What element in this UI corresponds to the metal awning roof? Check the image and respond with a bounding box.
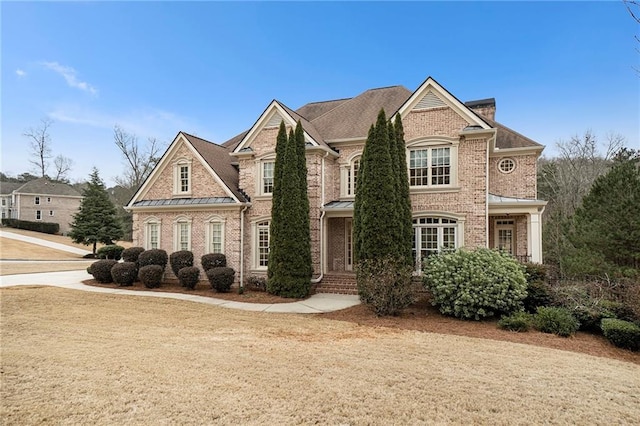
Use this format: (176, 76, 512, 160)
(488, 194, 546, 205)
(323, 200, 354, 210)
(132, 197, 237, 207)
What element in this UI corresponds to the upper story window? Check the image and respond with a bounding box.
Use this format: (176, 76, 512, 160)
(173, 158, 192, 196)
(46, 197, 51, 203)
(347, 157, 360, 196)
(1, 199, 5, 206)
(262, 161, 275, 195)
(409, 147, 451, 186)
(34, 196, 40, 205)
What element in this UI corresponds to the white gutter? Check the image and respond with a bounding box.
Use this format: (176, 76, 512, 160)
(310, 152, 329, 284)
(239, 204, 249, 289)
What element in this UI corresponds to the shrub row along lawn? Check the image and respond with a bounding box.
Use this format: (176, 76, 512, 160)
(2, 287, 639, 425)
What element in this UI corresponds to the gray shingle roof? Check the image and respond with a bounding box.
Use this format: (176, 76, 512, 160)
(0, 182, 23, 195)
(11, 178, 82, 197)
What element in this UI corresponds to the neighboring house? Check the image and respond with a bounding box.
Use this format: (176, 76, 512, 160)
(0, 182, 22, 220)
(127, 76, 546, 292)
(1, 178, 83, 234)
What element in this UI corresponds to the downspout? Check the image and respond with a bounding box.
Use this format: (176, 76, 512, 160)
(239, 204, 249, 290)
(310, 151, 329, 284)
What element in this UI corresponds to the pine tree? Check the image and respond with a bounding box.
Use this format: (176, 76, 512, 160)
(69, 168, 123, 254)
(267, 121, 312, 297)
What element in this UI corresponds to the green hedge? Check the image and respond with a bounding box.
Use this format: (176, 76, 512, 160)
(2, 218, 59, 234)
(533, 307, 580, 337)
(601, 319, 640, 351)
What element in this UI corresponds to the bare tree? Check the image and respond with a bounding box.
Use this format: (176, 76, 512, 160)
(624, 0, 640, 74)
(113, 125, 162, 191)
(23, 118, 53, 177)
(53, 155, 74, 182)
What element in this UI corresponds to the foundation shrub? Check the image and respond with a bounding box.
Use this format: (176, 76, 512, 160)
(521, 263, 552, 313)
(90, 259, 118, 283)
(533, 306, 580, 337)
(170, 250, 194, 276)
(122, 247, 145, 263)
(138, 249, 168, 270)
(601, 318, 640, 351)
(206, 267, 235, 292)
(356, 256, 415, 316)
(422, 248, 527, 320)
(178, 266, 200, 290)
(201, 253, 226, 271)
(245, 275, 267, 292)
(138, 264, 163, 288)
(111, 262, 138, 286)
(97, 244, 124, 260)
(498, 311, 533, 332)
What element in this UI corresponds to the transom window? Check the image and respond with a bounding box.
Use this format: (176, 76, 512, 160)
(257, 221, 270, 268)
(498, 158, 516, 174)
(409, 147, 451, 186)
(262, 162, 275, 195)
(412, 217, 458, 271)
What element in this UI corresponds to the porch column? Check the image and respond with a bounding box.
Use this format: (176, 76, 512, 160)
(528, 211, 543, 263)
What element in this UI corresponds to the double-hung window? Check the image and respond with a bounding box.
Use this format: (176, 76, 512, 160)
(205, 217, 225, 254)
(256, 220, 270, 268)
(409, 147, 451, 186)
(145, 218, 161, 250)
(35, 210, 42, 220)
(262, 162, 275, 195)
(346, 157, 360, 196)
(173, 159, 192, 196)
(174, 217, 192, 251)
(34, 196, 40, 205)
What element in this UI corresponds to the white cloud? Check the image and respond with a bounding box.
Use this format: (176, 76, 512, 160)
(16, 69, 26, 77)
(41, 61, 98, 95)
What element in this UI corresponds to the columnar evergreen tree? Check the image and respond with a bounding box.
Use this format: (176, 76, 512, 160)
(268, 122, 288, 281)
(69, 168, 123, 254)
(393, 115, 413, 264)
(267, 121, 312, 298)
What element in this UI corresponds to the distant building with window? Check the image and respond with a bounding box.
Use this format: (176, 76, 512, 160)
(127, 76, 546, 293)
(0, 178, 82, 234)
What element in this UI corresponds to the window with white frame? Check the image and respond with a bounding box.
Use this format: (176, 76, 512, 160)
(173, 159, 192, 195)
(409, 147, 451, 186)
(35, 210, 42, 220)
(35, 196, 40, 205)
(346, 157, 361, 196)
(412, 217, 459, 271)
(256, 220, 270, 268)
(498, 158, 516, 174)
(49, 210, 54, 217)
(46, 197, 51, 203)
(173, 217, 192, 251)
(495, 219, 515, 254)
(205, 217, 225, 254)
(144, 219, 161, 250)
(262, 161, 275, 195)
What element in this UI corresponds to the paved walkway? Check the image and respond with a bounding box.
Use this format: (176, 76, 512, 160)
(0, 230, 91, 255)
(0, 269, 360, 314)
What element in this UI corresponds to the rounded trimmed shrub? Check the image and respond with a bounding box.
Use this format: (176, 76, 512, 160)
(201, 253, 226, 271)
(422, 248, 527, 320)
(206, 267, 235, 292)
(111, 262, 138, 286)
(122, 247, 145, 263)
(97, 245, 125, 260)
(533, 306, 580, 337)
(89, 259, 118, 283)
(356, 256, 415, 316)
(498, 311, 533, 332)
(178, 266, 200, 290)
(601, 318, 640, 351)
(138, 249, 168, 270)
(138, 265, 164, 288)
(170, 250, 194, 276)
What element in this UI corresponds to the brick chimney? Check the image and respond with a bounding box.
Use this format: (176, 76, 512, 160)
(465, 98, 496, 121)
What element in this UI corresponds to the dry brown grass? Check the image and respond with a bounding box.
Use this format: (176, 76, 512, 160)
(2, 287, 639, 425)
(1, 228, 132, 251)
(0, 237, 84, 260)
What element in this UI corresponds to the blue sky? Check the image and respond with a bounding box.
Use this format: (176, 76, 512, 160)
(2, 1, 638, 186)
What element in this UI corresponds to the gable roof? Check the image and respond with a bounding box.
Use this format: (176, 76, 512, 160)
(181, 132, 246, 201)
(11, 178, 82, 197)
(0, 182, 23, 195)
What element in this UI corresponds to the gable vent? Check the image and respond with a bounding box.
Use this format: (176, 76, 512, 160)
(413, 91, 446, 110)
(265, 112, 284, 128)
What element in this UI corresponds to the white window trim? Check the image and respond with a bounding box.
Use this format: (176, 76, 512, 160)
(143, 217, 162, 250)
(494, 219, 516, 254)
(34, 196, 40, 205)
(497, 157, 516, 174)
(173, 215, 192, 252)
(35, 210, 42, 220)
(407, 139, 459, 191)
(49, 210, 54, 217)
(412, 213, 465, 273)
(204, 215, 226, 254)
(345, 218, 353, 271)
(172, 157, 192, 196)
(46, 197, 51, 203)
(251, 218, 271, 270)
(340, 153, 362, 199)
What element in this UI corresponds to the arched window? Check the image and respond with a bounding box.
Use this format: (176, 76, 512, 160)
(205, 216, 226, 254)
(412, 216, 461, 271)
(347, 157, 360, 196)
(173, 215, 192, 251)
(143, 217, 161, 250)
(173, 158, 192, 195)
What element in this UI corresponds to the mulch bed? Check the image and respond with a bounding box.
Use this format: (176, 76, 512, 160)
(82, 279, 639, 365)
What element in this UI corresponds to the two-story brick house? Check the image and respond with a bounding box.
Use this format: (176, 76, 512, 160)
(127, 77, 546, 292)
